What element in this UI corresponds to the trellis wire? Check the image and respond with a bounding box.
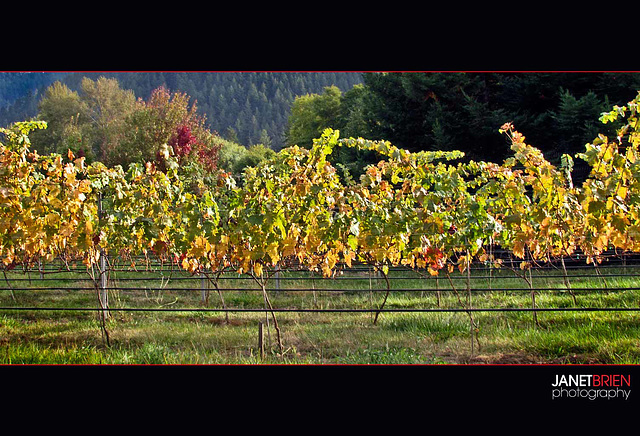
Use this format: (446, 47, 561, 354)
(2, 286, 640, 293)
(1, 306, 639, 313)
(2, 251, 640, 319)
(6, 272, 640, 280)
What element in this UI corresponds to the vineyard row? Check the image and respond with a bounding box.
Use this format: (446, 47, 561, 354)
(1, 93, 640, 286)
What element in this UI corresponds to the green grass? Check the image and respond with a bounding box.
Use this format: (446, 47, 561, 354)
(1, 262, 640, 364)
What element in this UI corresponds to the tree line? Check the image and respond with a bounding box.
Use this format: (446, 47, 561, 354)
(286, 72, 640, 182)
(3, 71, 640, 186)
(0, 72, 364, 150)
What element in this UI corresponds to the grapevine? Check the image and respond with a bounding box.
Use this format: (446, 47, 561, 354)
(2, 92, 640, 354)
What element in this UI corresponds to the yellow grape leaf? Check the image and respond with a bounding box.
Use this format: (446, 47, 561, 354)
(626, 146, 636, 163)
(253, 262, 263, 277)
(373, 248, 386, 262)
(326, 250, 338, 270)
(73, 189, 86, 202)
(512, 240, 525, 259)
(74, 157, 86, 171)
(343, 250, 355, 268)
(594, 233, 609, 252)
(63, 164, 76, 184)
(282, 237, 297, 257)
(266, 243, 280, 265)
(78, 179, 92, 193)
(618, 186, 628, 200)
(321, 262, 332, 277)
(540, 216, 551, 228)
(60, 222, 75, 237)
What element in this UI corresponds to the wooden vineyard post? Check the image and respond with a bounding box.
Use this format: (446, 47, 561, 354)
(488, 238, 493, 291)
(100, 251, 108, 320)
(526, 248, 538, 328)
(529, 265, 537, 327)
(465, 246, 477, 357)
(560, 256, 577, 305)
(98, 193, 109, 323)
(200, 272, 207, 305)
(258, 321, 265, 360)
(369, 266, 373, 322)
(311, 270, 317, 309)
(467, 249, 473, 356)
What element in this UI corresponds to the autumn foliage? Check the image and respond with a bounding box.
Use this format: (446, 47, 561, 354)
(2, 92, 640, 280)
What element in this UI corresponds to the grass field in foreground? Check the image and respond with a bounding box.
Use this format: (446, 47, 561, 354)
(1, 262, 639, 364)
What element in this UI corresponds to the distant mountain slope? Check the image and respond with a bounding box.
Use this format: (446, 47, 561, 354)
(0, 71, 364, 149)
(0, 72, 67, 107)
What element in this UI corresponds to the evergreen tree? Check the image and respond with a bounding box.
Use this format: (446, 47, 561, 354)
(357, 72, 640, 162)
(258, 129, 272, 147)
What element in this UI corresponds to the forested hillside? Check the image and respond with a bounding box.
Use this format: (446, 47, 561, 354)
(0, 72, 67, 107)
(0, 72, 364, 149)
